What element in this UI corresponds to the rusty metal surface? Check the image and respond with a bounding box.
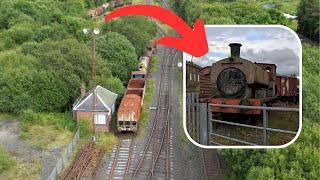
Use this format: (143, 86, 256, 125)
(117, 94, 142, 123)
(217, 67, 247, 98)
(276, 76, 298, 97)
(127, 79, 146, 89)
(209, 98, 262, 114)
(61, 142, 103, 180)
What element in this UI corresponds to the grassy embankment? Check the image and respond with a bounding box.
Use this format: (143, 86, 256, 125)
(0, 110, 75, 179)
(176, 63, 188, 146)
(137, 55, 160, 137)
(19, 110, 76, 150)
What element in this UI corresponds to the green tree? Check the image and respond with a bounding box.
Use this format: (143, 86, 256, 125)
(297, 0, 320, 42)
(97, 32, 138, 83)
(103, 16, 157, 56)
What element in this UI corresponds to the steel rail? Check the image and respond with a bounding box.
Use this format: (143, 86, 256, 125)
(200, 149, 209, 180)
(124, 137, 135, 180)
(148, 47, 173, 180)
(200, 149, 223, 180)
(107, 143, 120, 180)
(131, 47, 167, 179)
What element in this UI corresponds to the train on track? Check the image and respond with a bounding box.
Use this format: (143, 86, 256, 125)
(88, 0, 129, 19)
(117, 45, 154, 132)
(193, 43, 298, 116)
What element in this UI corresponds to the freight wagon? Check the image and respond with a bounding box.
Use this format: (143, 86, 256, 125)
(117, 47, 154, 132)
(117, 73, 146, 132)
(276, 76, 298, 102)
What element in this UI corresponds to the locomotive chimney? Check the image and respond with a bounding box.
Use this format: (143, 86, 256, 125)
(229, 43, 242, 58)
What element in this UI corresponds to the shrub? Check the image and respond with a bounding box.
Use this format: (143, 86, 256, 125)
(77, 118, 93, 138)
(96, 133, 117, 153)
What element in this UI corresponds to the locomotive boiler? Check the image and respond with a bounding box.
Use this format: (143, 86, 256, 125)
(209, 43, 277, 114)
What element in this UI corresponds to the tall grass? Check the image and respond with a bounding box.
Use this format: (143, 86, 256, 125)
(18, 109, 76, 150)
(0, 147, 15, 173)
(19, 109, 76, 133)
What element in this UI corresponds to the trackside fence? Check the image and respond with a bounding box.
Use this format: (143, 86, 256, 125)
(47, 131, 80, 180)
(186, 92, 200, 142)
(208, 104, 299, 146)
(186, 92, 299, 146)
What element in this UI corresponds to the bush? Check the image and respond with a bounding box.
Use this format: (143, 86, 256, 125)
(96, 133, 117, 153)
(77, 118, 93, 138)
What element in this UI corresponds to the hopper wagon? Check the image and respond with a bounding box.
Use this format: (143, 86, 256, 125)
(117, 71, 146, 132)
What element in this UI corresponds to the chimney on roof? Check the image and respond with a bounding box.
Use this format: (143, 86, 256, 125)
(80, 83, 86, 98)
(229, 43, 242, 58)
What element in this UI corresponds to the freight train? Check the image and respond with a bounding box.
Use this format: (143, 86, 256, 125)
(117, 46, 154, 132)
(196, 43, 298, 115)
(88, 0, 127, 19)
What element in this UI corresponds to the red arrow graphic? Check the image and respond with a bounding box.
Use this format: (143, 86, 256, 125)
(105, 5, 208, 57)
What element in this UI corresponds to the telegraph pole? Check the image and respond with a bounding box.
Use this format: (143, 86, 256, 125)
(83, 28, 100, 137)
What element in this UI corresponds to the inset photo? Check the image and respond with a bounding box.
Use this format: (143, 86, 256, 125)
(184, 25, 302, 148)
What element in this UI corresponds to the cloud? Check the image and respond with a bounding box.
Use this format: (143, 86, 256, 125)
(189, 26, 301, 76)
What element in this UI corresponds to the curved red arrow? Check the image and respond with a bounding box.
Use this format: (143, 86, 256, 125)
(105, 5, 208, 57)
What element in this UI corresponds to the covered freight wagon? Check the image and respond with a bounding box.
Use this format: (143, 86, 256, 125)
(276, 76, 298, 102)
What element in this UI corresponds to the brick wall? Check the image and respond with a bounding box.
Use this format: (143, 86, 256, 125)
(74, 110, 110, 133)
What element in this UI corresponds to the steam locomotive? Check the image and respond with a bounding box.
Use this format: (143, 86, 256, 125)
(203, 43, 298, 115)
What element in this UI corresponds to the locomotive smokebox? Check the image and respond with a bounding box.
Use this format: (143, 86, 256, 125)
(229, 43, 242, 58)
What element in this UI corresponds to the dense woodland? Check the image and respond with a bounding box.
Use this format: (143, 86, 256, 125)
(170, 0, 319, 179)
(0, 0, 157, 113)
(297, 0, 319, 42)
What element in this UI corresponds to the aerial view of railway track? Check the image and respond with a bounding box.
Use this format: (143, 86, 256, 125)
(58, 0, 222, 179)
(1, 0, 316, 179)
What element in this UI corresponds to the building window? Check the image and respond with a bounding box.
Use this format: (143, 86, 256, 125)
(198, 74, 200, 82)
(190, 73, 192, 81)
(94, 114, 106, 124)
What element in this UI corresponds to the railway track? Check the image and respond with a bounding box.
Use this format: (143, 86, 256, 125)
(103, 2, 176, 180)
(129, 46, 174, 180)
(61, 142, 103, 180)
(200, 149, 223, 180)
(106, 137, 135, 180)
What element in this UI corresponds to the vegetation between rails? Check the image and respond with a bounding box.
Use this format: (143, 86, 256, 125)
(140, 79, 156, 128)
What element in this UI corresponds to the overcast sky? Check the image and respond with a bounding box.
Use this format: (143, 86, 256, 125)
(185, 26, 301, 76)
